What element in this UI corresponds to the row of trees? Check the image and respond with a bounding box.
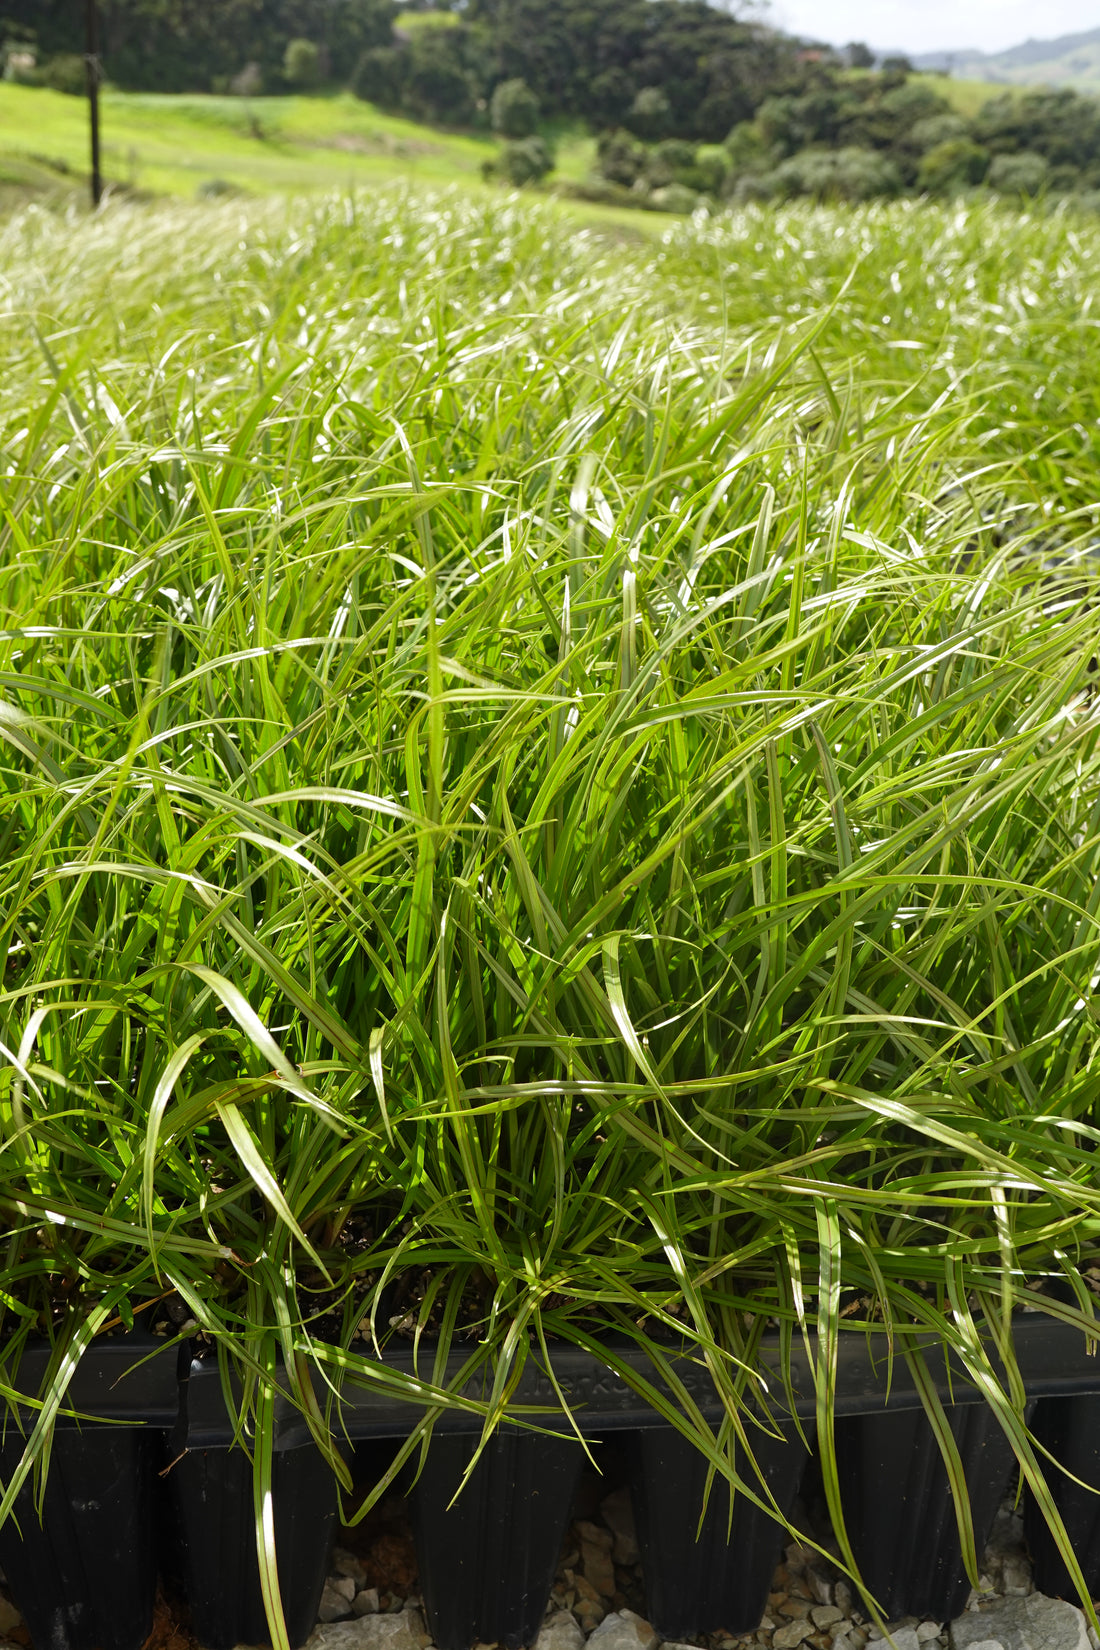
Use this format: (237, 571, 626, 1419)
(723, 76, 1100, 201)
(1, 0, 808, 138)
(590, 68, 1100, 207)
(0, 0, 395, 94)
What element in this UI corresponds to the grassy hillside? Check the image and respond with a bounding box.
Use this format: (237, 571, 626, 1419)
(919, 73, 1026, 118)
(0, 82, 608, 216)
(916, 27, 1100, 92)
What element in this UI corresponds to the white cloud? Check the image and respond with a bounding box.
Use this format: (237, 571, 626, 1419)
(761, 0, 1099, 55)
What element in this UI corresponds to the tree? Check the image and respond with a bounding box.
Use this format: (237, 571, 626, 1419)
(587, 66, 635, 130)
(846, 41, 874, 70)
(917, 138, 989, 192)
(283, 37, 320, 86)
(989, 151, 1050, 196)
(0, 0, 397, 93)
(353, 43, 406, 107)
(490, 76, 538, 137)
(626, 86, 671, 142)
(41, 51, 85, 93)
(402, 27, 479, 123)
(772, 145, 901, 201)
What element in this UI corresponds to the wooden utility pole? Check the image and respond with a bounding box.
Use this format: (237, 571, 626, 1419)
(84, 0, 101, 207)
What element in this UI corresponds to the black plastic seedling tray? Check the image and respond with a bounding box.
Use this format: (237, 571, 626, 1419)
(4, 1319, 1100, 1650)
(0, 1334, 181, 1650)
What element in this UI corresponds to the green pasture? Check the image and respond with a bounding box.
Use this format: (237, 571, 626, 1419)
(912, 72, 1026, 118)
(0, 81, 605, 210)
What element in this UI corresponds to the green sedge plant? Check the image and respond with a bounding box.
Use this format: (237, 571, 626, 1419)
(0, 189, 1099, 1641)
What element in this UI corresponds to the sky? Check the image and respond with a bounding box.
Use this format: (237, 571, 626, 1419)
(760, 0, 1100, 55)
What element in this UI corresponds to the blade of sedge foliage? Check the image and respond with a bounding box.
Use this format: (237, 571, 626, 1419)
(812, 1198, 866, 1609)
(214, 1102, 329, 1278)
(142, 1032, 206, 1266)
(0, 1293, 126, 1529)
(253, 1347, 291, 1650)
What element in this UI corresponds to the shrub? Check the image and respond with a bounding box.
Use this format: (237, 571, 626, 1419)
(353, 45, 407, 108)
(596, 128, 647, 188)
(649, 181, 699, 214)
(773, 145, 901, 202)
(283, 37, 321, 88)
(732, 169, 780, 201)
(41, 53, 85, 95)
(918, 139, 990, 193)
(490, 77, 538, 139)
(989, 150, 1050, 196)
(724, 120, 776, 171)
(879, 80, 950, 127)
(645, 139, 729, 198)
(646, 138, 695, 188)
(693, 143, 733, 196)
(910, 114, 970, 153)
(626, 87, 672, 143)
(497, 134, 553, 186)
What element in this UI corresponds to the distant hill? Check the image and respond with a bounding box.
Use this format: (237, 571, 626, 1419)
(913, 28, 1100, 91)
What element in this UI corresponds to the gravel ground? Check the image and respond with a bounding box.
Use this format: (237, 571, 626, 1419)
(0, 1468, 1096, 1650)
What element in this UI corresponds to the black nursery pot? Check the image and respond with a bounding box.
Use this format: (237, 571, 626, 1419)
(834, 1401, 1024, 1621)
(1025, 1393, 1100, 1599)
(165, 1351, 349, 1650)
(627, 1418, 814, 1638)
(410, 1429, 584, 1650)
(0, 1334, 181, 1650)
(163, 1440, 342, 1649)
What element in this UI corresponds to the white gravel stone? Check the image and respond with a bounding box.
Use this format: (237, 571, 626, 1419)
(586, 1609, 659, 1650)
(0, 1599, 21, 1636)
(950, 1596, 1090, 1650)
(882, 1626, 921, 1650)
(600, 1489, 640, 1568)
(773, 1620, 814, 1650)
(309, 1605, 432, 1650)
(333, 1549, 369, 1588)
(835, 1584, 856, 1617)
(319, 1578, 357, 1624)
(353, 1589, 382, 1618)
(808, 1572, 835, 1607)
(1001, 1558, 1032, 1597)
(534, 1610, 586, 1650)
(812, 1605, 844, 1628)
(918, 1626, 943, 1643)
